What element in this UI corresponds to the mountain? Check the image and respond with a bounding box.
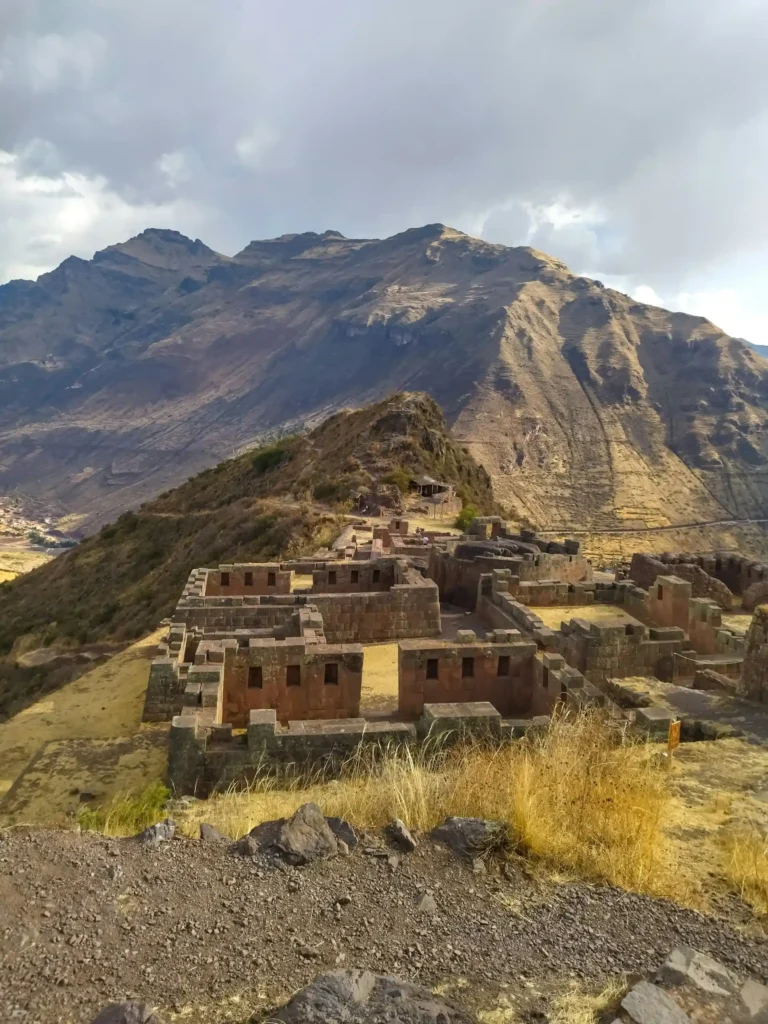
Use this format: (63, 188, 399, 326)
(1, 224, 768, 532)
(0, 392, 494, 718)
(746, 340, 768, 361)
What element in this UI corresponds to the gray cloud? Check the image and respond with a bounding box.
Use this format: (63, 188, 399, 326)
(2, 0, 768, 300)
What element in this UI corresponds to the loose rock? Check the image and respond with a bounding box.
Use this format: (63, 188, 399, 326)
(199, 823, 227, 844)
(134, 819, 175, 848)
(89, 1002, 163, 1024)
(429, 817, 505, 858)
(270, 969, 475, 1023)
(386, 818, 417, 852)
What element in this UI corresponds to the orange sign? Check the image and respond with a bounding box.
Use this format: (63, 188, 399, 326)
(668, 719, 681, 754)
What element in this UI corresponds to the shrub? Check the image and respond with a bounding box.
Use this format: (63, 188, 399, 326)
(251, 442, 289, 475)
(723, 826, 768, 915)
(455, 503, 479, 530)
(382, 467, 411, 494)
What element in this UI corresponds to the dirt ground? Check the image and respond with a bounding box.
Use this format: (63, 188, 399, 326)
(0, 826, 765, 1024)
(0, 632, 166, 827)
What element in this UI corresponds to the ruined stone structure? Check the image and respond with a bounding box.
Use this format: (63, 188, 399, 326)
(628, 550, 768, 611)
(145, 517, 768, 796)
(740, 605, 768, 703)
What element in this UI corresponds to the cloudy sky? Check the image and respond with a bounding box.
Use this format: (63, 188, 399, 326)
(2, 0, 768, 341)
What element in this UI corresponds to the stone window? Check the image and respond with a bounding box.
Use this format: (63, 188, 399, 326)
(497, 655, 510, 677)
(248, 666, 263, 688)
(426, 658, 439, 680)
(372, 569, 381, 583)
(286, 665, 301, 687)
(462, 657, 474, 678)
(244, 571, 253, 587)
(221, 571, 230, 587)
(267, 571, 276, 587)
(324, 662, 339, 685)
(657, 583, 664, 600)
(328, 570, 337, 585)
(351, 569, 359, 584)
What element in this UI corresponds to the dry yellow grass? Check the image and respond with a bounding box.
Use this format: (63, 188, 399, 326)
(548, 978, 627, 1024)
(360, 641, 399, 712)
(534, 604, 643, 630)
(0, 546, 52, 582)
(175, 712, 682, 899)
(723, 827, 768, 915)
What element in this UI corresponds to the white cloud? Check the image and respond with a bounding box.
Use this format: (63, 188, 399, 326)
(0, 147, 210, 281)
(157, 150, 193, 188)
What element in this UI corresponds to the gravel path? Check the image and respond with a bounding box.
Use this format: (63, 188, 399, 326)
(1, 828, 766, 1023)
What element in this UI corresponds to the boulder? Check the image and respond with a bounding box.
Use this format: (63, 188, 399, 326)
(621, 981, 691, 1024)
(89, 1003, 163, 1024)
(277, 803, 339, 865)
(270, 969, 475, 1023)
(429, 817, 505, 858)
(134, 819, 175, 848)
(656, 945, 736, 997)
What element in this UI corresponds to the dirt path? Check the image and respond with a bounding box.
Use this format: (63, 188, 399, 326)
(0, 829, 765, 1024)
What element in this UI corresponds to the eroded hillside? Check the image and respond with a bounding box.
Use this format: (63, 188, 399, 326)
(1, 225, 767, 532)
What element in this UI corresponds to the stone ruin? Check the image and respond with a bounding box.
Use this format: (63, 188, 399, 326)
(143, 516, 768, 795)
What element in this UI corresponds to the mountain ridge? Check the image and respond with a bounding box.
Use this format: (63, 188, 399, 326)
(1, 224, 767, 532)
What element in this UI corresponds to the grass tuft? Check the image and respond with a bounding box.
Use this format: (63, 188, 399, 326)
(723, 825, 768, 916)
(77, 781, 170, 836)
(549, 978, 627, 1024)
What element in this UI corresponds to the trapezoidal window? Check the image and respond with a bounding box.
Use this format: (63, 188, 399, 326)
(328, 570, 337, 585)
(324, 662, 339, 685)
(220, 571, 230, 587)
(248, 666, 263, 688)
(351, 569, 359, 584)
(426, 658, 439, 680)
(267, 571, 276, 587)
(244, 571, 253, 587)
(497, 655, 510, 677)
(286, 664, 301, 687)
(372, 569, 381, 584)
(657, 584, 664, 600)
(462, 657, 474, 679)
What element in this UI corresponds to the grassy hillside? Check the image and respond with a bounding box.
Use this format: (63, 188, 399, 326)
(0, 392, 496, 719)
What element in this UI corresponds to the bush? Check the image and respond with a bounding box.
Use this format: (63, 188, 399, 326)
(382, 467, 411, 494)
(251, 442, 290, 475)
(455, 503, 479, 530)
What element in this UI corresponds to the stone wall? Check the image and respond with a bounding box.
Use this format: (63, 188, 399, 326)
(168, 711, 416, 796)
(558, 618, 686, 684)
(628, 553, 734, 609)
(221, 639, 363, 726)
(740, 605, 768, 703)
(204, 563, 291, 597)
(310, 559, 396, 593)
(397, 633, 537, 717)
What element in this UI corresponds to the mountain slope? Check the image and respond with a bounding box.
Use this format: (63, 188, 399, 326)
(0, 392, 494, 719)
(1, 224, 767, 531)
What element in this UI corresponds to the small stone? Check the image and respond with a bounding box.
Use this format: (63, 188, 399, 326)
(416, 894, 437, 916)
(230, 835, 259, 857)
(387, 854, 399, 872)
(336, 839, 350, 857)
(386, 818, 417, 852)
(336, 894, 352, 906)
(199, 823, 227, 844)
(471, 857, 486, 876)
